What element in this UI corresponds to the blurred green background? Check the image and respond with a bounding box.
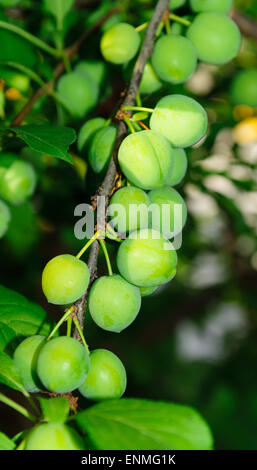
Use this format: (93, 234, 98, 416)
(0, 0, 257, 450)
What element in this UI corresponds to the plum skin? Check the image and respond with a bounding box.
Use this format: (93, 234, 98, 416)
(117, 228, 178, 287)
(37, 336, 90, 393)
(79, 349, 127, 400)
(25, 423, 84, 450)
(13, 335, 46, 393)
(100, 23, 140, 64)
(109, 186, 150, 234)
(89, 274, 141, 332)
(42, 254, 90, 305)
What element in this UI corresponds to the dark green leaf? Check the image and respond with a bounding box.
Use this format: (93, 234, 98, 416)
(38, 397, 69, 423)
(76, 399, 213, 450)
(9, 125, 76, 164)
(0, 431, 15, 450)
(0, 284, 55, 337)
(0, 351, 24, 392)
(43, 0, 74, 20)
(0, 322, 17, 355)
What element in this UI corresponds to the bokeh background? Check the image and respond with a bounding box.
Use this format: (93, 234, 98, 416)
(0, 0, 257, 450)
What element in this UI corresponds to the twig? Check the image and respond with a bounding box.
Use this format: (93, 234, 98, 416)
(11, 7, 121, 126)
(231, 8, 257, 42)
(73, 0, 170, 339)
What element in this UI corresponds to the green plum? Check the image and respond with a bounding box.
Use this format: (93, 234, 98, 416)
(109, 186, 150, 234)
(170, 0, 186, 9)
(0, 67, 30, 93)
(166, 148, 188, 186)
(89, 126, 117, 173)
(77, 117, 106, 152)
(230, 69, 257, 107)
(75, 60, 106, 87)
(100, 23, 140, 64)
(0, 160, 36, 206)
(149, 186, 187, 238)
(189, 0, 233, 13)
(79, 349, 127, 400)
(187, 12, 241, 65)
(42, 254, 90, 305)
(152, 35, 197, 84)
(25, 423, 84, 450)
(150, 94, 208, 148)
(13, 336, 46, 393)
(140, 62, 162, 94)
(37, 336, 90, 393)
(139, 286, 158, 297)
(57, 72, 97, 117)
(89, 274, 141, 332)
(118, 130, 173, 190)
(0, 199, 11, 238)
(117, 228, 178, 287)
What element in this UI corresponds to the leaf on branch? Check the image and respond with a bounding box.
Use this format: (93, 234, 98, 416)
(0, 431, 15, 450)
(75, 398, 214, 450)
(0, 284, 55, 338)
(0, 351, 25, 392)
(38, 397, 69, 423)
(9, 125, 76, 164)
(0, 322, 17, 355)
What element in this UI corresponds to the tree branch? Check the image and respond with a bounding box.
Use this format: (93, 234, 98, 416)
(10, 6, 121, 127)
(73, 0, 170, 339)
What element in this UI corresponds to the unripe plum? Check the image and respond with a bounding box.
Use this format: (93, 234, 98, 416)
(57, 72, 97, 117)
(0, 199, 11, 238)
(0, 160, 36, 206)
(109, 186, 150, 234)
(139, 286, 158, 297)
(13, 335, 46, 393)
(230, 69, 257, 107)
(0, 67, 30, 93)
(89, 274, 141, 332)
(186, 12, 241, 65)
(117, 228, 177, 287)
(37, 336, 90, 393)
(149, 186, 187, 238)
(170, 0, 186, 9)
(75, 60, 106, 87)
(79, 349, 126, 400)
(100, 23, 140, 64)
(77, 117, 106, 152)
(150, 94, 207, 148)
(152, 35, 197, 84)
(140, 62, 162, 94)
(89, 126, 117, 173)
(42, 254, 90, 305)
(189, 0, 233, 13)
(118, 130, 173, 190)
(166, 148, 188, 186)
(25, 423, 84, 450)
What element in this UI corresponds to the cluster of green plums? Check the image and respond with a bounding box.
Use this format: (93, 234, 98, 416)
(100, 1, 240, 88)
(13, 335, 126, 401)
(0, 152, 37, 239)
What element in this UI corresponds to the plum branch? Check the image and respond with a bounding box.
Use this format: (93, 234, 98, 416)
(11, 6, 121, 127)
(73, 0, 170, 340)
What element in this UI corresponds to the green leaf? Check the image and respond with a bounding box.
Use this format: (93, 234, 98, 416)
(38, 397, 69, 423)
(43, 0, 74, 20)
(0, 431, 15, 450)
(0, 284, 55, 337)
(76, 399, 214, 450)
(9, 125, 76, 164)
(0, 351, 24, 392)
(0, 322, 17, 355)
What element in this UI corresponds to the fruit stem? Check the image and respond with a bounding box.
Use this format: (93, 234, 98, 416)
(136, 91, 142, 107)
(169, 13, 191, 26)
(66, 316, 72, 337)
(99, 239, 113, 276)
(106, 223, 124, 242)
(123, 105, 154, 113)
(135, 21, 149, 32)
(76, 231, 101, 259)
(138, 120, 150, 131)
(47, 307, 74, 341)
(73, 317, 90, 354)
(165, 19, 170, 34)
(0, 393, 37, 422)
(0, 20, 60, 58)
(124, 116, 136, 134)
